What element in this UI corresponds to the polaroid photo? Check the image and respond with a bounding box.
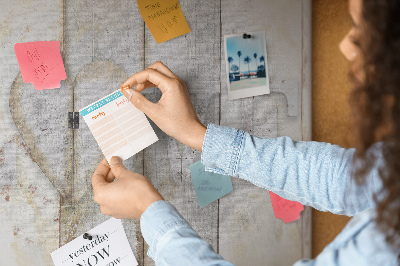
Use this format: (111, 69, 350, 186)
(224, 31, 270, 100)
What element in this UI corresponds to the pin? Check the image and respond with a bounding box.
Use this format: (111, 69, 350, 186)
(121, 85, 130, 93)
(243, 33, 251, 39)
(83, 233, 93, 240)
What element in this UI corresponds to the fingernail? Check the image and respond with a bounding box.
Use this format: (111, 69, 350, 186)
(125, 89, 133, 100)
(110, 156, 122, 165)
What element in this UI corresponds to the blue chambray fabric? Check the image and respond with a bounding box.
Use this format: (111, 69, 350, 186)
(139, 124, 399, 265)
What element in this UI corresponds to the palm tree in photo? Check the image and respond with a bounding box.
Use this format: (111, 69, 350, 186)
(258, 55, 266, 78)
(228, 56, 233, 73)
(260, 55, 265, 71)
(253, 53, 258, 74)
(244, 56, 251, 78)
(231, 64, 239, 73)
(237, 51, 242, 76)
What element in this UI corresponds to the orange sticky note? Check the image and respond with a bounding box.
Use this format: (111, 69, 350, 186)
(14, 41, 67, 90)
(269, 191, 304, 223)
(137, 0, 191, 44)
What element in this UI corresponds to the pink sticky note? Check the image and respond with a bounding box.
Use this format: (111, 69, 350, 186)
(14, 41, 67, 90)
(269, 191, 304, 223)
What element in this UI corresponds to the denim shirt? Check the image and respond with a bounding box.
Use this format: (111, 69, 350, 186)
(140, 124, 399, 265)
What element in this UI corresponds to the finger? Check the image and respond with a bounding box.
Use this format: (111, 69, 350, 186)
(92, 158, 111, 188)
(109, 156, 130, 179)
(100, 206, 111, 216)
(122, 89, 158, 116)
(135, 81, 156, 92)
(105, 169, 116, 183)
(121, 68, 173, 94)
(121, 81, 155, 93)
(134, 61, 181, 91)
(147, 61, 178, 79)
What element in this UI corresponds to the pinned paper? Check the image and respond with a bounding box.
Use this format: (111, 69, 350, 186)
(51, 218, 138, 266)
(189, 161, 233, 208)
(80, 90, 158, 162)
(137, 0, 191, 44)
(269, 191, 304, 223)
(14, 41, 67, 90)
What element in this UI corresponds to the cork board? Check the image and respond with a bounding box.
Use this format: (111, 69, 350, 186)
(312, 0, 353, 257)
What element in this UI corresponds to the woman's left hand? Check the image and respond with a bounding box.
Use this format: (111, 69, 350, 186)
(91, 157, 164, 219)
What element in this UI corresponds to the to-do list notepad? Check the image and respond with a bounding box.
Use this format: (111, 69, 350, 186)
(79, 90, 158, 162)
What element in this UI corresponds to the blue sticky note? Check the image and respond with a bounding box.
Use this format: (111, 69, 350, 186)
(189, 160, 233, 208)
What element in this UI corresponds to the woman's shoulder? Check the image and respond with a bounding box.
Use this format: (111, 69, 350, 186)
(323, 209, 399, 265)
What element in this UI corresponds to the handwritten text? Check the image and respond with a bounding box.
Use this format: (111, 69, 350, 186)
(116, 98, 129, 108)
(147, 2, 180, 20)
(92, 112, 105, 120)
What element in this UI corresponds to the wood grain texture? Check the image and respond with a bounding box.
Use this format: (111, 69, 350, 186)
(142, 1, 222, 264)
(63, 0, 145, 260)
(0, 0, 312, 265)
(312, 0, 353, 258)
(219, 0, 311, 264)
(0, 2, 63, 263)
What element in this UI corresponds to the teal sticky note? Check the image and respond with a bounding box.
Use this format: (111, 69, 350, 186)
(189, 160, 233, 208)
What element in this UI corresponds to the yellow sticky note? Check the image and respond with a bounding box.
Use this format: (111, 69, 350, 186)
(137, 0, 191, 44)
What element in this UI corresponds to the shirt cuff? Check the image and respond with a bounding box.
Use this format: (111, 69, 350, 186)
(140, 200, 191, 259)
(201, 124, 245, 176)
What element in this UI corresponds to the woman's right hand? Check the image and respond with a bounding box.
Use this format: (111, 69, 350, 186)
(120, 61, 206, 151)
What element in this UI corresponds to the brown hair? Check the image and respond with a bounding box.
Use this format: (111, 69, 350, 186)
(350, 0, 400, 251)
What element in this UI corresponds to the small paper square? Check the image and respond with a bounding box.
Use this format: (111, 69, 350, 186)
(14, 41, 67, 90)
(269, 191, 304, 223)
(137, 0, 191, 44)
(189, 160, 233, 208)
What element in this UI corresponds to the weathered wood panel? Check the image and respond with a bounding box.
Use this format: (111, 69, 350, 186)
(142, 0, 221, 264)
(62, 0, 145, 261)
(0, 0, 311, 265)
(0, 1, 63, 264)
(65, 0, 145, 205)
(218, 0, 312, 264)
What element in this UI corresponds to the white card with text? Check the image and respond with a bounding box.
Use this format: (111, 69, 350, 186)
(51, 218, 137, 266)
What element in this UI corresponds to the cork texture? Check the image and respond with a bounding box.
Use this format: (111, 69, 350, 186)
(312, 0, 353, 257)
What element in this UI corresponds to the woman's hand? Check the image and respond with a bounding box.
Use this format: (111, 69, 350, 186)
(91, 157, 164, 219)
(120, 61, 206, 151)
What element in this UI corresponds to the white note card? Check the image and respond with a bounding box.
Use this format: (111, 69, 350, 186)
(51, 218, 138, 266)
(79, 90, 158, 162)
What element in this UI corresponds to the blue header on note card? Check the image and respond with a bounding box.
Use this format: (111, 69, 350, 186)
(80, 91, 123, 116)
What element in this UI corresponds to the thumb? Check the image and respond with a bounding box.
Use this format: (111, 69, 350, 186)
(109, 156, 129, 179)
(123, 89, 155, 115)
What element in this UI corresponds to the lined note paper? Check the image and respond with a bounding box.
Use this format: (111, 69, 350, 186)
(79, 90, 158, 162)
(137, 0, 191, 44)
(14, 41, 66, 90)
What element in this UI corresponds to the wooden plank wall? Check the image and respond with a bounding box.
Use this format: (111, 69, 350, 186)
(0, 0, 311, 265)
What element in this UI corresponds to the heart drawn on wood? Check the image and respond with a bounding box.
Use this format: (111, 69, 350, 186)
(10, 60, 128, 205)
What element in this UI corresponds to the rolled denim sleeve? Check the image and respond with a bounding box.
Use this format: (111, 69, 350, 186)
(201, 124, 382, 216)
(140, 200, 233, 266)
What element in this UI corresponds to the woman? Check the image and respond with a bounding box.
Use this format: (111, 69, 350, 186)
(91, 0, 400, 264)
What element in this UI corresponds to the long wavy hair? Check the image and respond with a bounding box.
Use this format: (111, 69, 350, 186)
(350, 0, 400, 252)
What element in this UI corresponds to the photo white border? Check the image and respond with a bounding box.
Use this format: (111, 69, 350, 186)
(224, 31, 270, 100)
